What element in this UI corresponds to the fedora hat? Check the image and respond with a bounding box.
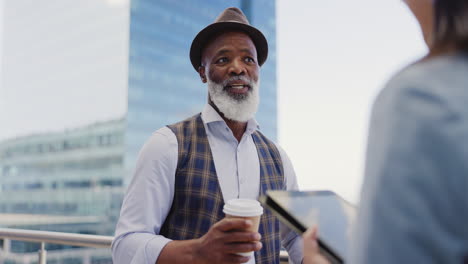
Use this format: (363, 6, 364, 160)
(189, 7, 268, 71)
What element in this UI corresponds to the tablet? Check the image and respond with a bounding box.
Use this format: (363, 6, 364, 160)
(260, 190, 356, 264)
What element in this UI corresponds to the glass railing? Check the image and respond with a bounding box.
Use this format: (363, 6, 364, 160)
(0, 228, 289, 263)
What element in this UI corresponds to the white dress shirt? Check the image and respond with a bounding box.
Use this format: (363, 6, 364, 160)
(112, 104, 303, 264)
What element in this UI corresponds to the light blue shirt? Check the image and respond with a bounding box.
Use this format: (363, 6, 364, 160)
(112, 104, 303, 264)
(352, 54, 468, 263)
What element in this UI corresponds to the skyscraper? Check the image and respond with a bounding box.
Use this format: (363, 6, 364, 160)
(126, 0, 278, 177)
(0, 119, 125, 263)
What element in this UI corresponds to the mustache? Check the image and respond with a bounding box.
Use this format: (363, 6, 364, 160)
(220, 76, 255, 88)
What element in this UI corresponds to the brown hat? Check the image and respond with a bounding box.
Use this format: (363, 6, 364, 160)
(189, 7, 268, 71)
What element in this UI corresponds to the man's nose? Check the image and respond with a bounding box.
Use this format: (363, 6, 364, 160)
(229, 59, 245, 76)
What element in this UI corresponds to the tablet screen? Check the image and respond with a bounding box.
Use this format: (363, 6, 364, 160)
(268, 190, 356, 262)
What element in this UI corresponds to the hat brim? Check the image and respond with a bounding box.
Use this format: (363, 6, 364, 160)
(190, 22, 268, 71)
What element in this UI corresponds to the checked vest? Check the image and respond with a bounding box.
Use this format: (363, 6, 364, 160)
(160, 114, 285, 264)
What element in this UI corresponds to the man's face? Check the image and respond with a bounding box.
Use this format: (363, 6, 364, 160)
(199, 31, 260, 122)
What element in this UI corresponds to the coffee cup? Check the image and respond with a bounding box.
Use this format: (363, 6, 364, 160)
(223, 198, 263, 257)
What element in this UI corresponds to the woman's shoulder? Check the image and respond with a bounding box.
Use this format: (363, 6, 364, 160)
(377, 54, 468, 113)
(386, 53, 468, 94)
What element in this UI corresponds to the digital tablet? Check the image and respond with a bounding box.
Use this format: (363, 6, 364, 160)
(260, 190, 357, 264)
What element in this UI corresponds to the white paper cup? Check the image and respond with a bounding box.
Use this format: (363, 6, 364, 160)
(223, 199, 263, 257)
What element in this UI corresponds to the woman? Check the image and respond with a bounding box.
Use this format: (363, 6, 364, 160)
(304, 0, 468, 263)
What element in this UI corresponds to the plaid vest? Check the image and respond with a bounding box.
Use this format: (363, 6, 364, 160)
(161, 114, 285, 264)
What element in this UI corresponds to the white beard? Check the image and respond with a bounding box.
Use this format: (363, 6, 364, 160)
(207, 76, 260, 122)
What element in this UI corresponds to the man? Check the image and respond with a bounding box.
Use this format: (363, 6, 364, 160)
(112, 7, 303, 264)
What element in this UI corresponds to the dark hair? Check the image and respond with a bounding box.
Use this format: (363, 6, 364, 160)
(433, 0, 468, 53)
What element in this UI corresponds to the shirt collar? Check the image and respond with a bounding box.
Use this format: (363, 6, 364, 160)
(201, 104, 260, 134)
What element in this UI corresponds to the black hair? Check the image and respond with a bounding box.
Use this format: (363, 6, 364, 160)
(433, 0, 468, 53)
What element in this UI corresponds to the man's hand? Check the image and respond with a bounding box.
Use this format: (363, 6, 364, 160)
(193, 218, 262, 264)
(303, 226, 330, 264)
(157, 218, 262, 264)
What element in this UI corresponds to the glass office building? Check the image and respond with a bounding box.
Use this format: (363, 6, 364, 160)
(126, 0, 278, 174)
(0, 119, 125, 263)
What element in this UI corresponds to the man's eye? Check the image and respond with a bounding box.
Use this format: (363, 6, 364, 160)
(216, 57, 228, 63)
(245, 57, 255, 63)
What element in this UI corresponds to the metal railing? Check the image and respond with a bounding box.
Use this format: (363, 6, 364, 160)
(0, 228, 112, 264)
(0, 228, 289, 263)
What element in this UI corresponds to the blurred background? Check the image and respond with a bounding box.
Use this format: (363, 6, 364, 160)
(0, 0, 425, 263)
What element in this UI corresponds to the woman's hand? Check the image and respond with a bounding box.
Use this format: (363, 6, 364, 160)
(302, 226, 330, 264)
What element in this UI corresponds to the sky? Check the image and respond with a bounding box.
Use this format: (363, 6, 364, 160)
(0, 0, 427, 203)
(276, 0, 427, 202)
(0, 0, 3, 108)
(0, 0, 129, 141)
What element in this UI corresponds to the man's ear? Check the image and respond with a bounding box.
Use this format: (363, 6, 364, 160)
(198, 66, 207, 83)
